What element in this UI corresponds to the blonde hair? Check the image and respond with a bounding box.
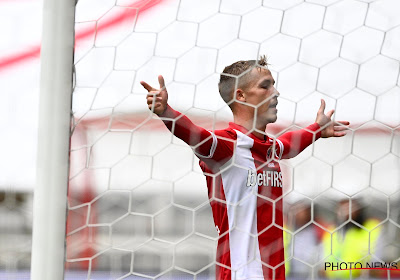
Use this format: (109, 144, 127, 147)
(218, 55, 269, 110)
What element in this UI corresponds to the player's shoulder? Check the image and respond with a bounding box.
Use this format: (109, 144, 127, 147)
(213, 126, 237, 140)
(199, 126, 236, 171)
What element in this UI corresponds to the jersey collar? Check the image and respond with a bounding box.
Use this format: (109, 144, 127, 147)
(228, 122, 269, 143)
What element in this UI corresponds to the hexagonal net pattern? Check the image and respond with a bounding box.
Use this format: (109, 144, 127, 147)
(68, 0, 400, 279)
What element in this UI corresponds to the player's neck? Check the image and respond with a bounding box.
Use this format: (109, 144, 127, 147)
(233, 116, 267, 140)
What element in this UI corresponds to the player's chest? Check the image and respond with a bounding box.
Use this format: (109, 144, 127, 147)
(235, 140, 281, 170)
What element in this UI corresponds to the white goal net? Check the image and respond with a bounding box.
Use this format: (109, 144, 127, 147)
(68, 0, 400, 279)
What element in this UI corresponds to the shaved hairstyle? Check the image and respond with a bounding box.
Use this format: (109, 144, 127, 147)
(218, 55, 269, 111)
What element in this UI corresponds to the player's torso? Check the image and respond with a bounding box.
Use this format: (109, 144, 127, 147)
(221, 129, 283, 203)
(200, 129, 285, 280)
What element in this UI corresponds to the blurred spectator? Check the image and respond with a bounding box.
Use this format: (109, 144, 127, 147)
(321, 199, 381, 279)
(285, 201, 322, 279)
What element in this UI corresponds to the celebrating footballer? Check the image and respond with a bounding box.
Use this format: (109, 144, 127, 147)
(141, 56, 349, 280)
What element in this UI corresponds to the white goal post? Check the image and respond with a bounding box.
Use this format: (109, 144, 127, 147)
(30, 0, 76, 279)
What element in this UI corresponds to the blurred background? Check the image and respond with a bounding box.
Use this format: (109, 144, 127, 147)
(1, 0, 400, 279)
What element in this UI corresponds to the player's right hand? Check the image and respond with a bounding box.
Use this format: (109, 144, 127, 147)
(140, 75, 168, 116)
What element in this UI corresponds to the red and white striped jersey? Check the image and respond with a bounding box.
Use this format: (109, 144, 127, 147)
(161, 106, 321, 280)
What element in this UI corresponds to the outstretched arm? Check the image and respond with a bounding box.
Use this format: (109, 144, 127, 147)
(278, 99, 349, 159)
(141, 75, 223, 159)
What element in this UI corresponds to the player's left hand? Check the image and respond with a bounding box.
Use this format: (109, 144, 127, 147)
(315, 99, 350, 138)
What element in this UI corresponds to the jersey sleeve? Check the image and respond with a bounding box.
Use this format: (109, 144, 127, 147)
(159, 105, 235, 164)
(277, 123, 321, 159)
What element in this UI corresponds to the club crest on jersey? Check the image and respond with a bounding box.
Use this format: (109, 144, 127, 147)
(246, 170, 283, 188)
(267, 145, 280, 161)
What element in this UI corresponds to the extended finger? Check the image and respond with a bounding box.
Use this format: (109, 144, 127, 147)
(326, 109, 334, 118)
(318, 99, 326, 113)
(336, 120, 350, 125)
(333, 131, 347, 137)
(158, 75, 166, 89)
(334, 126, 348, 131)
(141, 81, 154, 92)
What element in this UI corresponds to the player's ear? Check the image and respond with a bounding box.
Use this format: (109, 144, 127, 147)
(235, 89, 246, 102)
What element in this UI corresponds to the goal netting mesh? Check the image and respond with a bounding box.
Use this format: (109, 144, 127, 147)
(68, 0, 400, 279)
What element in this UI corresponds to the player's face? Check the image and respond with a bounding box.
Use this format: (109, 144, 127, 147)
(243, 68, 279, 125)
